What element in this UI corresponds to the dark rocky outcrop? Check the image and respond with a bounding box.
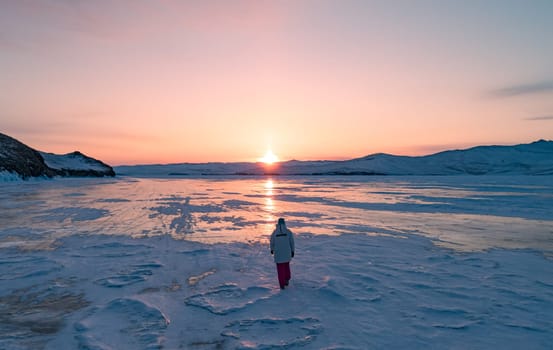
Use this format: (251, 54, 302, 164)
(0, 133, 56, 179)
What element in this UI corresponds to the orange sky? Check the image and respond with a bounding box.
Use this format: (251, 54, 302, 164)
(1, 1, 552, 165)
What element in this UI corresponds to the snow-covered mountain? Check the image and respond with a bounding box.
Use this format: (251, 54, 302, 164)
(0, 132, 115, 180)
(39, 151, 115, 177)
(115, 140, 553, 177)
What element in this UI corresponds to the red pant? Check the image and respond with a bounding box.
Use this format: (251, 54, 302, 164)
(276, 262, 291, 288)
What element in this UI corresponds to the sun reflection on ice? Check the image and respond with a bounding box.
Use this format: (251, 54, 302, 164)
(263, 178, 277, 234)
(264, 178, 274, 194)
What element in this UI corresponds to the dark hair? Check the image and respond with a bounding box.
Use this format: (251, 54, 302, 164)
(278, 218, 285, 225)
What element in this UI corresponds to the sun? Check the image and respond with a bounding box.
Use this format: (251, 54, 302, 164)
(259, 149, 279, 164)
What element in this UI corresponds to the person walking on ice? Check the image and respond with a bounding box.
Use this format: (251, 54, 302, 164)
(270, 218, 295, 289)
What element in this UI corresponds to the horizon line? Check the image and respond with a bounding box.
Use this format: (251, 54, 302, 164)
(112, 138, 550, 167)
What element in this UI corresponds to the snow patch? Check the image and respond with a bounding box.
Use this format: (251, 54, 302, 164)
(185, 284, 276, 315)
(75, 298, 169, 350)
(40, 152, 110, 172)
(0, 170, 22, 182)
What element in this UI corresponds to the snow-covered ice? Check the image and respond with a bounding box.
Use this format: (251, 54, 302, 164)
(1, 175, 552, 349)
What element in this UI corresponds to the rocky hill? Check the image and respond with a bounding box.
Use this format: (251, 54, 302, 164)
(0, 132, 115, 179)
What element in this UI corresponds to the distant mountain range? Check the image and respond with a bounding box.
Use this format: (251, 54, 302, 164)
(116, 140, 553, 177)
(2, 131, 551, 180)
(0, 132, 115, 179)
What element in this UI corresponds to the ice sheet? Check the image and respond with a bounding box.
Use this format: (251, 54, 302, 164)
(1, 176, 552, 349)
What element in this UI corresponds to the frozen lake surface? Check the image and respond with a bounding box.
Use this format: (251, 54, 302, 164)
(1, 176, 552, 349)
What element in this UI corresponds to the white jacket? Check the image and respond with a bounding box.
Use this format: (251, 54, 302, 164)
(270, 223, 295, 263)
